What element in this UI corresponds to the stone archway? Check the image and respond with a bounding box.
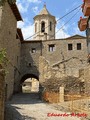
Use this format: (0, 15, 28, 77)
(20, 74, 39, 93)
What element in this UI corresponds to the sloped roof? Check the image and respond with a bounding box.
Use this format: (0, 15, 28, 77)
(39, 4, 51, 15)
(9, 3, 22, 21)
(34, 4, 56, 20)
(21, 34, 86, 43)
(65, 34, 86, 40)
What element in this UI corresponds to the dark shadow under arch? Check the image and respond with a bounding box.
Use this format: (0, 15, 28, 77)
(19, 74, 39, 93)
(20, 74, 39, 84)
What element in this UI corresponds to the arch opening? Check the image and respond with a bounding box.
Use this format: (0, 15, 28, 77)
(20, 74, 39, 93)
(41, 21, 45, 33)
(50, 21, 52, 31)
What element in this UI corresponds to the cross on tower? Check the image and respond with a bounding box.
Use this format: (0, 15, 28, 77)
(44, 1, 46, 7)
(44, 2, 46, 5)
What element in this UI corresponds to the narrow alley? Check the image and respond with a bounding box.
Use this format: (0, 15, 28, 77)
(6, 93, 82, 120)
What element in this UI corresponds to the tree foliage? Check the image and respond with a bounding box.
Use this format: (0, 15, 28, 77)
(0, 49, 7, 65)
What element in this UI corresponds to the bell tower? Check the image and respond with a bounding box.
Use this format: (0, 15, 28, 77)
(33, 4, 56, 40)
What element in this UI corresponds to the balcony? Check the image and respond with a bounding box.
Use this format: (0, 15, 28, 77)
(78, 17, 88, 31)
(82, 0, 90, 16)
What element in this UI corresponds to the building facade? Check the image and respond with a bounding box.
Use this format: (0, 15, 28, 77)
(0, 1, 22, 99)
(20, 5, 88, 85)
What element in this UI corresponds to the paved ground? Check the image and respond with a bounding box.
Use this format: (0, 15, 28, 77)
(7, 93, 82, 120)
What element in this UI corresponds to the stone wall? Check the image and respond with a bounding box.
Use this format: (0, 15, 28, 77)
(39, 56, 89, 102)
(0, 6, 2, 28)
(43, 91, 59, 103)
(41, 37, 87, 66)
(79, 66, 90, 95)
(39, 56, 83, 84)
(0, 2, 21, 99)
(21, 35, 88, 83)
(21, 42, 42, 79)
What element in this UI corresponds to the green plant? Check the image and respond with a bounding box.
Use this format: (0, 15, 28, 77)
(0, 48, 8, 68)
(0, 49, 9, 75)
(0, 49, 6, 63)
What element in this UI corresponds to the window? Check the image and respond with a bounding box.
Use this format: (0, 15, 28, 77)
(50, 21, 52, 31)
(35, 23, 37, 33)
(77, 43, 81, 50)
(41, 21, 45, 32)
(27, 63, 32, 67)
(31, 48, 36, 53)
(49, 44, 55, 52)
(68, 44, 73, 50)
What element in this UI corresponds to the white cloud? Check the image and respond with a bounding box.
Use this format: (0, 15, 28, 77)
(16, 0, 41, 13)
(17, 2, 29, 13)
(22, 24, 34, 40)
(27, 0, 41, 4)
(17, 21, 34, 40)
(56, 27, 70, 39)
(17, 0, 41, 4)
(16, 1, 29, 13)
(32, 6, 39, 14)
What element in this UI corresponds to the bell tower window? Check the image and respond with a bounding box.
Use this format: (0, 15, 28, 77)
(41, 21, 45, 33)
(50, 21, 52, 31)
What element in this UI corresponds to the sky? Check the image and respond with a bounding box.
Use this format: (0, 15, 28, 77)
(16, 0, 85, 40)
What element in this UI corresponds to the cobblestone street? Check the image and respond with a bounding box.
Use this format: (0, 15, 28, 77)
(6, 93, 82, 120)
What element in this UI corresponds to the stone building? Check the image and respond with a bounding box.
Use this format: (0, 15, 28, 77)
(0, 1, 22, 99)
(20, 5, 88, 86)
(19, 5, 90, 103)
